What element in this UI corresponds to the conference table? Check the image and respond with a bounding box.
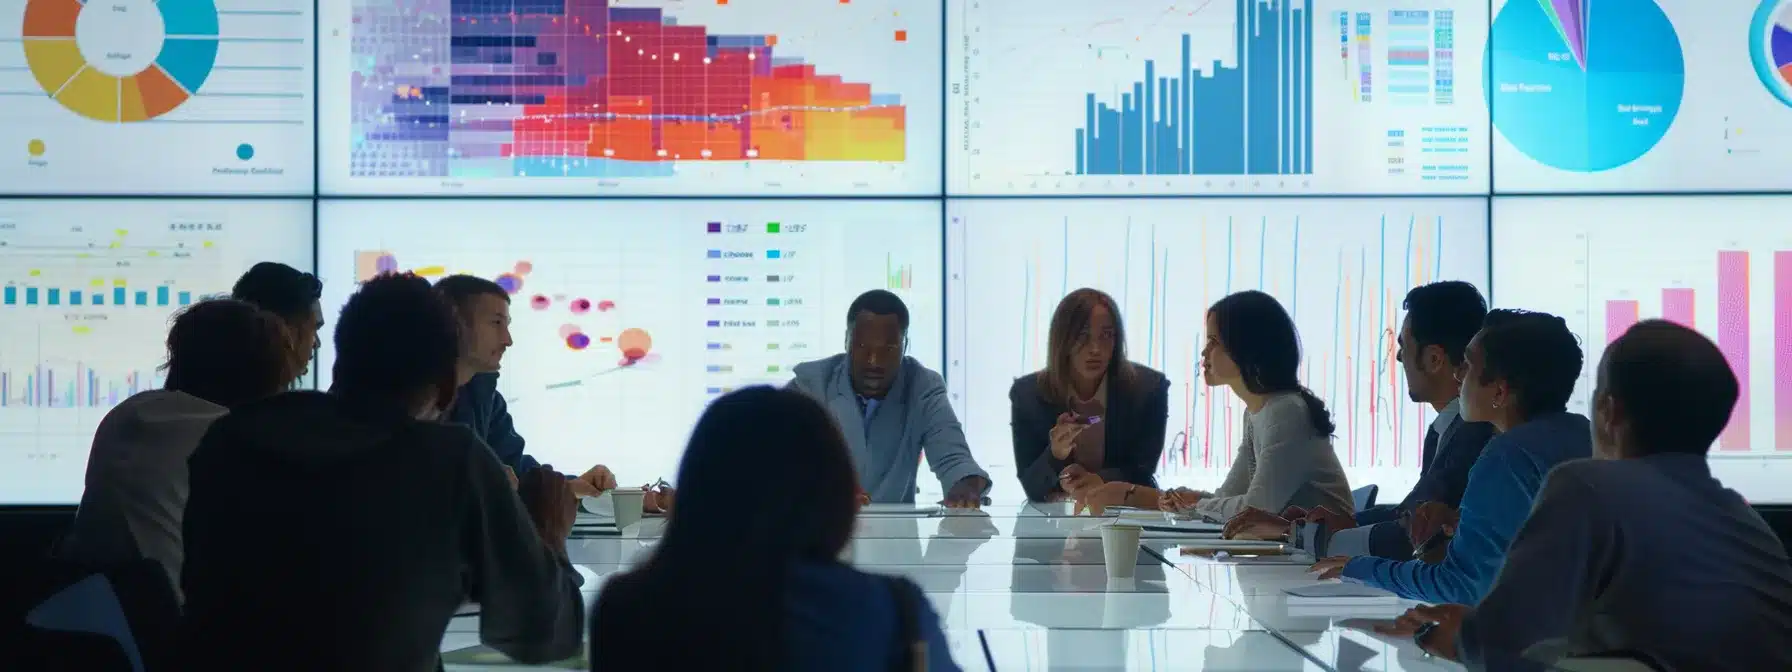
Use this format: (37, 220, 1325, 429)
(439, 502, 1465, 671)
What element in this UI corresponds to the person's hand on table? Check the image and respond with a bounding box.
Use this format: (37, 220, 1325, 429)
(1303, 505, 1358, 532)
(941, 475, 988, 509)
(1376, 603, 1470, 661)
(1407, 501, 1459, 547)
(1307, 555, 1351, 580)
(1057, 464, 1103, 497)
(519, 464, 578, 554)
(1048, 412, 1088, 460)
(1159, 487, 1200, 512)
(567, 464, 617, 498)
(1279, 505, 1309, 520)
(1072, 481, 1134, 516)
(643, 482, 675, 514)
(1222, 506, 1292, 540)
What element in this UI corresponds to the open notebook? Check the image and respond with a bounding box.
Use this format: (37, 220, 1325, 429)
(441, 644, 586, 669)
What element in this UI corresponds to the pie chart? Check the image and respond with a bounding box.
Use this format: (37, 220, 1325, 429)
(1750, 0, 1792, 107)
(1489, 0, 1685, 173)
(20, 0, 220, 122)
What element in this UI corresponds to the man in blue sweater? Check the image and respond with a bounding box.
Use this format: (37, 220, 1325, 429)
(437, 275, 620, 499)
(1310, 310, 1591, 606)
(1388, 320, 1792, 671)
(1224, 282, 1497, 557)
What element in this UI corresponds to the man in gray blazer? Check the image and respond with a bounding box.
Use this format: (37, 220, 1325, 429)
(1386, 320, 1792, 671)
(789, 290, 990, 506)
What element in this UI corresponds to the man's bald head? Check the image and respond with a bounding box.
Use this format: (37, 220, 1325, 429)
(1595, 320, 1739, 458)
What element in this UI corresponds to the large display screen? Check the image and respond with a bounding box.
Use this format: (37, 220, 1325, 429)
(0, 199, 315, 504)
(947, 197, 1490, 501)
(1493, 195, 1792, 503)
(317, 199, 943, 488)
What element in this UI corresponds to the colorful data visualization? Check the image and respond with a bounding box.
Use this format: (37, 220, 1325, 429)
(1493, 197, 1792, 503)
(318, 0, 942, 196)
(946, 198, 1489, 501)
(316, 200, 942, 485)
(947, 0, 1490, 195)
(0, 200, 314, 504)
(0, 0, 315, 194)
(1491, 0, 1792, 192)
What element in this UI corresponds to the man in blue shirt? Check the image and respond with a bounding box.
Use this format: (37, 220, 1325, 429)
(1309, 310, 1591, 606)
(1222, 282, 1495, 558)
(437, 275, 617, 498)
(788, 290, 989, 506)
(1388, 320, 1792, 671)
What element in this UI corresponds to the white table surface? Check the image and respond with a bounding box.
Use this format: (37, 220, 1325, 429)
(446, 503, 1468, 671)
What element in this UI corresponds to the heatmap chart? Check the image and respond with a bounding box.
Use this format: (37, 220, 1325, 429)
(320, 0, 942, 195)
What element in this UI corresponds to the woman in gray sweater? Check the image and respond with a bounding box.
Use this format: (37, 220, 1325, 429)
(1161, 290, 1353, 522)
(1074, 290, 1353, 518)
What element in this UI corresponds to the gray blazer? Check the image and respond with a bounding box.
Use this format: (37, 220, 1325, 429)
(788, 354, 990, 503)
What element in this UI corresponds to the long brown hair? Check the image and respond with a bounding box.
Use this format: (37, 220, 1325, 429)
(1036, 288, 1136, 405)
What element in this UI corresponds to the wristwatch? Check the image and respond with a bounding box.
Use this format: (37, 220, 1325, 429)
(1413, 621, 1439, 655)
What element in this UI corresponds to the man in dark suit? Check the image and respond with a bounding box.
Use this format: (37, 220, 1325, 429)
(1325, 281, 1498, 558)
(1233, 282, 1496, 557)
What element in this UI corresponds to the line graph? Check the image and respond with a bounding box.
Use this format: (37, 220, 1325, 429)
(947, 198, 1489, 501)
(323, 0, 941, 195)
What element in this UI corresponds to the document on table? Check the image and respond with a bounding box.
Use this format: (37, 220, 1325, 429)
(1283, 582, 1400, 605)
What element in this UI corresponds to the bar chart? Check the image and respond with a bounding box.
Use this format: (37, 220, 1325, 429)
(947, 198, 1489, 501)
(949, 0, 1489, 195)
(0, 199, 313, 504)
(1492, 196, 1792, 504)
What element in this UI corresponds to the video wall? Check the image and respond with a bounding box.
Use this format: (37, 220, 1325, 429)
(4, 0, 1791, 504)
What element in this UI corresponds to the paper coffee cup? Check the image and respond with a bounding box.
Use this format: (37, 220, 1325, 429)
(1100, 523, 1143, 579)
(611, 488, 645, 529)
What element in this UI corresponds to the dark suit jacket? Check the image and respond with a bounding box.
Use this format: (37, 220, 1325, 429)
(1351, 412, 1496, 558)
(1008, 365, 1170, 502)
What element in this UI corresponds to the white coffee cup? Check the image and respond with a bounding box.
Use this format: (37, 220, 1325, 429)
(1100, 523, 1143, 579)
(611, 488, 645, 529)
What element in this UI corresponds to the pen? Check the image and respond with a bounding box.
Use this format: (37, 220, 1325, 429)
(1412, 529, 1451, 560)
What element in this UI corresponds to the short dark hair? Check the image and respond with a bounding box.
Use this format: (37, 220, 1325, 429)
(161, 299, 297, 408)
(434, 274, 510, 315)
(1602, 320, 1738, 455)
(845, 289, 908, 332)
(231, 262, 321, 321)
(331, 273, 461, 400)
(1403, 281, 1487, 366)
(1476, 309, 1582, 419)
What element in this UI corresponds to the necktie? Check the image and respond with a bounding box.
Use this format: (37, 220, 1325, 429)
(1421, 427, 1440, 473)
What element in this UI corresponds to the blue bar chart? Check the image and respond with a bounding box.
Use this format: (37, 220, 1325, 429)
(1074, 0, 1313, 177)
(950, 0, 1490, 195)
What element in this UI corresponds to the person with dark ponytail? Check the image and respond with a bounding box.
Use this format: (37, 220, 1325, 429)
(1160, 290, 1353, 522)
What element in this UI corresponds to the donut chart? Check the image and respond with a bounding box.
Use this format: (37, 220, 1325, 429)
(1750, 0, 1792, 107)
(1488, 0, 1685, 173)
(21, 0, 220, 122)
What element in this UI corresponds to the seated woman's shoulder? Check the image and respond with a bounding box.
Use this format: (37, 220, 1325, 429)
(1008, 371, 1044, 399)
